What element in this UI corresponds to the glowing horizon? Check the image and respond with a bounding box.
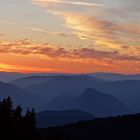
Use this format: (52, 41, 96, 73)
(0, 0, 140, 74)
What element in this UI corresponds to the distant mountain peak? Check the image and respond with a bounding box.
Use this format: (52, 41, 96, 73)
(81, 88, 105, 98)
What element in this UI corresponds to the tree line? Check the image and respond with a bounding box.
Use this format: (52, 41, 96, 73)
(0, 97, 40, 140)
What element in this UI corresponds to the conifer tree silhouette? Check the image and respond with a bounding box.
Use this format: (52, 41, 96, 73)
(0, 97, 40, 140)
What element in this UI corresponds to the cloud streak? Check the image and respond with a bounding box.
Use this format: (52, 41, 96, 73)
(33, 0, 103, 7)
(51, 11, 140, 50)
(0, 62, 54, 73)
(33, 0, 140, 52)
(0, 39, 140, 74)
(29, 27, 72, 36)
(0, 40, 140, 61)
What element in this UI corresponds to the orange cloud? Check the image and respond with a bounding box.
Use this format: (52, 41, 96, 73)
(1, 55, 140, 74)
(0, 62, 53, 73)
(0, 40, 140, 61)
(0, 39, 140, 74)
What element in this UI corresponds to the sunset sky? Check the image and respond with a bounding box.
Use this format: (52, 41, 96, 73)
(0, 0, 140, 74)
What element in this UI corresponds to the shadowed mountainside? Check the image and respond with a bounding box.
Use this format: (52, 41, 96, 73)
(44, 88, 131, 117)
(40, 113, 140, 140)
(25, 76, 140, 112)
(0, 81, 29, 109)
(36, 109, 94, 128)
(9, 75, 140, 112)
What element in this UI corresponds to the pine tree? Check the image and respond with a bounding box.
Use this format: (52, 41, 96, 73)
(0, 97, 40, 140)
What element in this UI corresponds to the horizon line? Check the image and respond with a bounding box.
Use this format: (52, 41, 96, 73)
(0, 71, 140, 76)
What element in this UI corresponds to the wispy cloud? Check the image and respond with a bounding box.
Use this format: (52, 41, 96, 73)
(33, 0, 103, 7)
(50, 11, 140, 51)
(32, 0, 140, 51)
(0, 18, 71, 37)
(29, 27, 72, 36)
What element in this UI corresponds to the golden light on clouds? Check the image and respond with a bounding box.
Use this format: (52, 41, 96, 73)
(0, 39, 140, 74)
(0, 0, 140, 73)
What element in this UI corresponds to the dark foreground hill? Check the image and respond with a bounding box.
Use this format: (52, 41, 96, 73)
(40, 113, 140, 140)
(36, 110, 94, 128)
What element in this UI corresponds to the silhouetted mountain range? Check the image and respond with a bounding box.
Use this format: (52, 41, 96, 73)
(1, 71, 140, 82)
(11, 75, 140, 112)
(0, 73, 140, 116)
(88, 72, 140, 81)
(44, 88, 131, 117)
(11, 75, 75, 89)
(1, 72, 140, 139)
(0, 72, 72, 82)
(20, 75, 105, 110)
(36, 110, 94, 128)
(0, 72, 24, 82)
